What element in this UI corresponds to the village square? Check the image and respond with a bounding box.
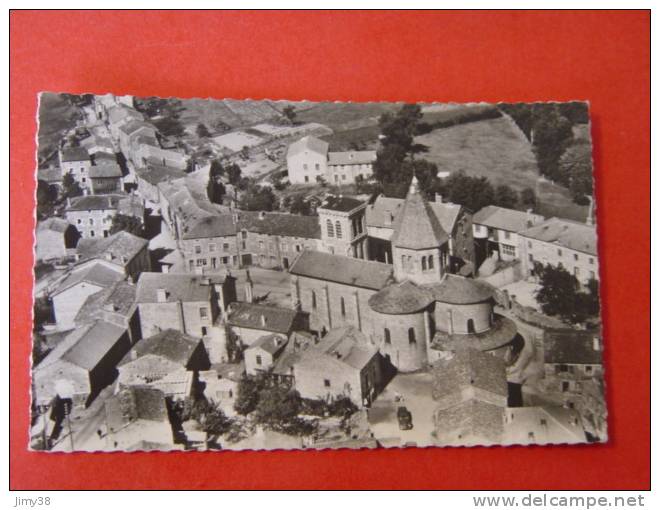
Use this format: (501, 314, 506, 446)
(31, 93, 606, 451)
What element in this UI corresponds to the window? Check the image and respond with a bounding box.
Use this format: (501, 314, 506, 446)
(259, 241, 265, 251)
(340, 297, 346, 317)
(89, 218, 94, 225)
(303, 163, 308, 170)
(502, 244, 516, 257)
(295, 245, 301, 252)
(222, 243, 229, 251)
(574, 253, 579, 261)
(196, 258, 206, 267)
(77, 219, 82, 225)
(326, 220, 335, 238)
(315, 163, 320, 171)
(334, 175, 339, 182)
(585, 366, 593, 374)
(421, 256, 427, 271)
(324, 379, 331, 388)
(540, 419, 547, 426)
(81, 177, 86, 183)
(241, 230, 248, 239)
(241, 241, 247, 250)
(589, 257, 594, 265)
(574, 267, 580, 277)
(194, 245, 202, 254)
(504, 231, 511, 240)
(268, 242, 275, 252)
(90, 230, 95, 237)
(528, 241, 532, 248)
(211, 257, 217, 269)
(342, 174, 346, 180)
(408, 328, 416, 345)
(201, 326, 208, 336)
(209, 243, 216, 252)
(467, 319, 475, 334)
(304, 176, 309, 183)
(428, 255, 434, 269)
(311, 291, 317, 309)
(384, 328, 391, 345)
(200, 307, 209, 319)
(222, 256, 229, 264)
(475, 225, 481, 233)
(557, 248, 563, 256)
(256, 355, 262, 366)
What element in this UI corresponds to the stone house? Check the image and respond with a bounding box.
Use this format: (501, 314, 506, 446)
(35, 217, 79, 262)
(134, 164, 186, 204)
(226, 302, 307, 347)
(106, 105, 145, 140)
(59, 147, 92, 190)
(33, 320, 132, 408)
(75, 230, 151, 282)
(180, 215, 239, 272)
(244, 334, 288, 376)
(65, 194, 144, 240)
(134, 143, 188, 171)
(89, 162, 123, 194)
(317, 196, 368, 259)
(543, 330, 603, 395)
(118, 120, 158, 160)
(293, 326, 384, 407)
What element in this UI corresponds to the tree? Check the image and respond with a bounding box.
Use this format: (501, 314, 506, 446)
(520, 187, 537, 209)
(254, 386, 315, 436)
(226, 163, 242, 186)
(531, 105, 574, 185)
(109, 214, 144, 238)
(153, 116, 185, 138)
(36, 179, 58, 217)
(436, 171, 495, 212)
(289, 194, 313, 216)
(207, 176, 226, 205)
(534, 264, 599, 324)
(196, 123, 211, 138)
(210, 159, 225, 178)
(494, 184, 519, 209)
(62, 172, 82, 199)
(282, 105, 297, 125)
(234, 376, 262, 415)
(238, 183, 278, 211)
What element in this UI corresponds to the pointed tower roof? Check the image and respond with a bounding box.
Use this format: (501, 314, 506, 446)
(391, 175, 448, 250)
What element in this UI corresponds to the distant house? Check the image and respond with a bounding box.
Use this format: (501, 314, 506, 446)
(75, 230, 150, 281)
(431, 348, 508, 446)
(293, 326, 384, 407)
(244, 334, 288, 376)
(37, 167, 64, 190)
(519, 217, 599, 285)
(51, 261, 125, 329)
(80, 133, 115, 157)
(199, 366, 242, 416)
(65, 194, 144, 240)
(59, 147, 92, 190)
(117, 329, 211, 400)
(134, 164, 186, 204)
(106, 105, 145, 140)
(226, 302, 307, 347)
(317, 195, 368, 259)
(135, 144, 188, 171)
(286, 136, 375, 185)
(118, 120, 158, 160)
(543, 330, 603, 394)
(136, 272, 236, 339)
(472, 205, 544, 265)
(179, 214, 239, 272)
(33, 320, 132, 408)
(503, 406, 586, 445)
(35, 217, 79, 262)
(104, 386, 176, 451)
(89, 162, 123, 194)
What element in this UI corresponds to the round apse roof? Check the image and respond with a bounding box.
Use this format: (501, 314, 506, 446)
(368, 280, 434, 315)
(430, 275, 494, 305)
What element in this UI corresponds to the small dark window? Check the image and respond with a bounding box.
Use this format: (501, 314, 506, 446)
(311, 290, 317, 309)
(428, 255, 434, 269)
(340, 297, 346, 317)
(408, 327, 416, 345)
(384, 328, 391, 345)
(256, 355, 262, 366)
(421, 257, 427, 271)
(324, 379, 331, 388)
(467, 319, 475, 333)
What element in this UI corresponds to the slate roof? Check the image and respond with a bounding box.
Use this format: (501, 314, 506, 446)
(431, 348, 508, 402)
(105, 386, 168, 432)
(183, 214, 237, 239)
(428, 274, 494, 305)
(227, 302, 299, 334)
(287, 135, 329, 158)
(237, 211, 321, 239)
(271, 331, 315, 376)
(519, 217, 598, 256)
(119, 329, 202, 367)
(136, 273, 215, 303)
(76, 231, 148, 265)
(248, 334, 289, 355)
(318, 195, 365, 213)
(60, 147, 90, 162)
(473, 205, 543, 233)
(289, 250, 393, 291)
(89, 162, 122, 179)
(135, 164, 186, 186)
(327, 150, 377, 166)
(117, 194, 145, 218)
(302, 326, 377, 371)
(59, 320, 127, 370)
(74, 280, 137, 325)
(434, 399, 505, 445)
(368, 280, 434, 314)
(52, 262, 124, 296)
(38, 217, 71, 234)
(66, 194, 123, 211)
(119, 119, 156, 136)
(391, 176, 448, 249)
(544, 330, 602, 365)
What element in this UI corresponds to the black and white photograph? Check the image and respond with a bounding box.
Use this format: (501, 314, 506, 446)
(31, 94, 605, 452)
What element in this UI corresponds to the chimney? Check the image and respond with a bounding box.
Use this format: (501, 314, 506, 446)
(156, 288, 168, 302)
(260, 315, 266, 327)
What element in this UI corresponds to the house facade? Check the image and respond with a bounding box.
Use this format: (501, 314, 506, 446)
(317, 196, 368, 259)
(59, 147, 92, 190)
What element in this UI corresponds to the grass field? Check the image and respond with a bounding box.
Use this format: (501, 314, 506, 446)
(415, 116, 589, 222)
(37, 93, 80, 166)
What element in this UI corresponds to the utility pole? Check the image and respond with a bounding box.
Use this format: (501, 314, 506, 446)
(64, 401, 75, 452)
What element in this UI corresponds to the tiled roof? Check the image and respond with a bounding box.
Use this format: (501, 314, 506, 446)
(248, 334, 288, 355)
(391, 177, 448, 249)
(287, 135, 329, 158)
(519, 217, 598, 256)
(327, 150, 376, 166)
(74, 280, 137, 325)
(301, 326, 377, 371)
(61, 320, 127, 371)
(502, 406, 585, 445)
(37, 168, 63, 183)
(368, 280, 434, 314)
(117, 194, 145, 218)
(120, 329, 203, 367)
(318, 195, 365, 213)
(473, 205, 544, 233)
(544, 330, 602, 365)
(237, 211, 321, 239)
(227, 302, 299, 335)
(76, 231, 147, 265)
(52, 262, 124, 296)
(432, 348, 508, 401)
(428, 274, 494, 305)
(289, 250, 393, 291)
(60, 147, 90, 162)
(434, 399, 505, 445)
(119, 119, 156, 136)
(66, 194, 123, 211)
(89, 162, 122, 179)
(271, 331, 315, 376)
(135, 164, 186, 186)
(183, 214, 236, 240)
(38, 217, 70, 234)
(136, 272, 215, 303)
(105, 386, 168, 432)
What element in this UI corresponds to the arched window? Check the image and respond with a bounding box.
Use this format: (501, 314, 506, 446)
(335, 221, 342, 239)
(340, 297, 346, 317)
(428, 255, 434, 269)
(326, 219, 334, 237)
(311, 290, 317, 309)
(467, 319, 475, 334)
(408, 327, 416, 345)
(384, 328, 391, 345)
(421, 256, 427, 271)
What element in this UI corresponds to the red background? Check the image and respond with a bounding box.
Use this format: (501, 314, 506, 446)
(10, 10, 650, 490)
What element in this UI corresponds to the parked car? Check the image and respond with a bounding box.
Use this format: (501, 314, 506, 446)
(397, 406, 413, 430)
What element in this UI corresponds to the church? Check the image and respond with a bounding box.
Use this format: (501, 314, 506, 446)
(289, 175, 518, 373)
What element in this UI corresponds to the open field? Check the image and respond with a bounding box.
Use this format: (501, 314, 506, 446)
(37, 93, 80, 166)
(416, 116, 589, 222)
